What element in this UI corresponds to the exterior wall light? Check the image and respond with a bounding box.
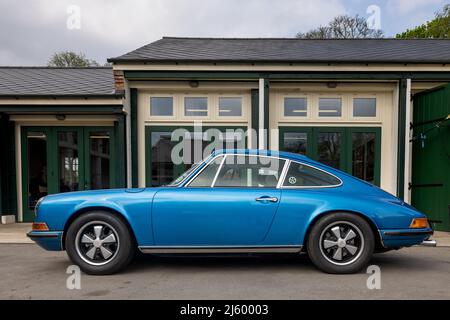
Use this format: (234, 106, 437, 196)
(326, 82, 338, 89)
(189, 80, 199, 88)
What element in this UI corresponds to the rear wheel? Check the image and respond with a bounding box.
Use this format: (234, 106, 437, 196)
(65, 211, 135, 275)
(306, 213, 374, 274)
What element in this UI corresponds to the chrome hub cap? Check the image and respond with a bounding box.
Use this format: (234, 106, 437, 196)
(75, 221, 120, 266)
(319, 221, 364, 266)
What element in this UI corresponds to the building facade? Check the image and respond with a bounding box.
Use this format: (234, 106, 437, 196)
(0, 38, 449, 231)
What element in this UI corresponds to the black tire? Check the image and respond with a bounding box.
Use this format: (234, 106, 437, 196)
(65, 211, 136, 275)
(306, 212, 374, 274)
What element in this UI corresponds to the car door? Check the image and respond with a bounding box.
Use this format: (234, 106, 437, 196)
(151, 154, 286, 246)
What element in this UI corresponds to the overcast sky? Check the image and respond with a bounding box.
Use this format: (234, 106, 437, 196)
(0, 0, 447, 65)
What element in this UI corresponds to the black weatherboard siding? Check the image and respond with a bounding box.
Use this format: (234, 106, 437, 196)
(109, 37, 450, 64)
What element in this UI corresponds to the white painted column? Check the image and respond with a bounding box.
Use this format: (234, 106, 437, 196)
(137, 91, 146, 188)
(404, 79, 412, 203)
(258, 78, 265, 150)
(123, 80, 132, 188)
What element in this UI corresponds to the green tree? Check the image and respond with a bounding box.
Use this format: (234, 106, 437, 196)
(396, 5, 450, 39)
(297, 14, 384, 39)
(47, 51, 100, 67)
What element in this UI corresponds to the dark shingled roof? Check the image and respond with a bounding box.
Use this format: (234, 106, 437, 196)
(109, 37, 450, 64)
(0, 67, 119, 97)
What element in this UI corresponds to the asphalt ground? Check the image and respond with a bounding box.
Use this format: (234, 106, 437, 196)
(0, 244, 449, 299)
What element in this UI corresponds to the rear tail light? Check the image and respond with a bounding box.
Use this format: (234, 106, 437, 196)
(410, 218, 430, 229)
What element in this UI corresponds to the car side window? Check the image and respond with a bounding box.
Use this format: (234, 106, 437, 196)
(214, 155, 285, 188)
(283, 162, 341, 187)
(187, 156, 224, 187)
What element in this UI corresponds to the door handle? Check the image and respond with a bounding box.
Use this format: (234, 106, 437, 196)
(255, 197, 278, 203)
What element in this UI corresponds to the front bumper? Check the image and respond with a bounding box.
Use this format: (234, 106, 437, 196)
(27, 231, 63, 251)
(380, 228, 434, 248)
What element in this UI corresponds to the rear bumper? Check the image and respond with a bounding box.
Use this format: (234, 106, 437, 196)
(27, 231, 63, 251)
(380, 228, 434, 248)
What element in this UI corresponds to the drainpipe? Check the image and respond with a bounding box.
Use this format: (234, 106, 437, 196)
(258, 78, 265, 150)
(397, 78, 411, 201)
(258, 78, 269, 150)
(404, 79, 412, 203)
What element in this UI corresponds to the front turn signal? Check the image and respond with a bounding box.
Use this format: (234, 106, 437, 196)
(32, 222, 49, 231)
(410, 218, 430, 229)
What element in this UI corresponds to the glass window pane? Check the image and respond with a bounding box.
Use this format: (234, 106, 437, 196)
(27, 132, 47, 209)
(151, 132, 176, 186)
(352, 132, 376, 184)
(150, 97, 173, 116)
(283, 162, 341, 187)
(317, 132, 342, 169)
(214, 155, 285, 188)
(153, 129, 246, 187)
(284, 98, 307, 117)
(184, 97, 208, 116)
(58, 131, 79, 193)
(90, 132, 110, 190)
(219, 97, 242, 117)
(188, 156, 224, 187)
(319, 98, 342, 117)
(353, 98, 376, 117)
(283, 132, 308, 155)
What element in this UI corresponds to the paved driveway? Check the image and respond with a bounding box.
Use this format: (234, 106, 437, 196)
(0, 244, 449, 299)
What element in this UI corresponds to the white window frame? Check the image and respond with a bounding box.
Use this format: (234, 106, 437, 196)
(280, 94, 310, 121)
(143, 91, 250, 123)
(148, 95, 176, 120)
(216, 95, 245, 120)
(183, 95, 211, 119)
(350, 94, 380, 121)
(317, 95, 345, 119)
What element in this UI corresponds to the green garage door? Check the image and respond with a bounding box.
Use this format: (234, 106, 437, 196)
(411, 85, 450, 232)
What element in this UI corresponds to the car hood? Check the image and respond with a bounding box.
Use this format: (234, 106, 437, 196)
(41, 187, 160, 203)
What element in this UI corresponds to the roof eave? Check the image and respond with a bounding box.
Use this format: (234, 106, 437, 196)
(108, 59, 450, 65)
(0, 93, 125, 99)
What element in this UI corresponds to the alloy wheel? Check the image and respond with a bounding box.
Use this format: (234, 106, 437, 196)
(74, 221, 120, 266)
(319, 221, 364, 266)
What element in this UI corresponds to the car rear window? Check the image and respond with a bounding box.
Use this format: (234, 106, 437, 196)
(283, 162, 341, 187)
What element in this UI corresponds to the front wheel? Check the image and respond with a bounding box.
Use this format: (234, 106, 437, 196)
(306, 213, 374, 274)
(65, 211, 135, 275)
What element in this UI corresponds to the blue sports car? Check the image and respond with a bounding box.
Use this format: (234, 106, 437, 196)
(28, 149, 434, 275)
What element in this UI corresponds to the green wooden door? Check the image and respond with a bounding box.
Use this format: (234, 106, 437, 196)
(411, 85, 450, 231)
(21, 126, 116, 222)
(279, 126, 381, 186)
(21, 127, 52, 222)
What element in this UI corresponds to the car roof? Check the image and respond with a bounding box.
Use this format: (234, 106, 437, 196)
(212, 149, 310, 162)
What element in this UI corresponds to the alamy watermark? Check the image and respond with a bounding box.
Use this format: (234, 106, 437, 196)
(366, 265, 381, 290)
(66, 265, 81, 290)
(66, 5, 81, 30)
(367, 5, 381, 30)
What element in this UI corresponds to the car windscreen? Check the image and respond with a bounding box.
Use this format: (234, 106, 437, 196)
(166, 162, 201, 187)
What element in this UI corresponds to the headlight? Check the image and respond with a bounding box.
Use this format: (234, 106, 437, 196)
(34, 197, 45, 217)
(32, 222, 49, 231)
